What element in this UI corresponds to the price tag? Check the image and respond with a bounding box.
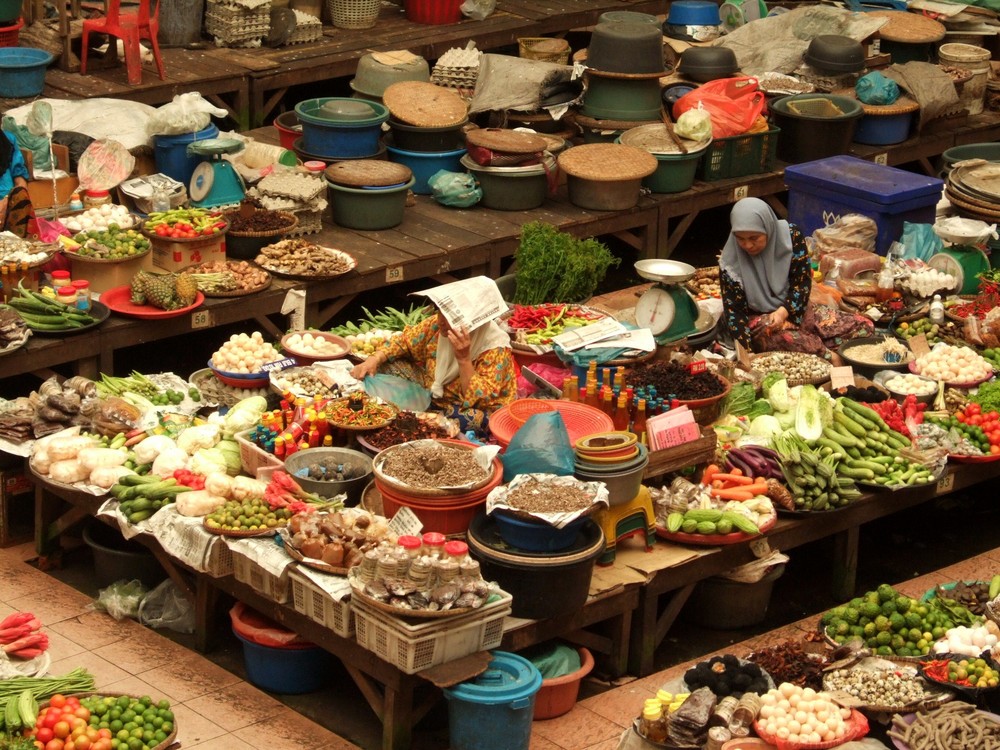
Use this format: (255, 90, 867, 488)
(385, 265, 404, 283)
(261, 358, 296, 373)
(908, 333, 931, 359)
(864, 307, 884, 321)
(830, 366, 855, 391)
(750, 538, 771, 558)
(936, 471, 955, 495)
(687, 360, 707, 375)
(387, 505, 423, 536)
(191, 309, 213, 329)
(732, 185, 749, 201)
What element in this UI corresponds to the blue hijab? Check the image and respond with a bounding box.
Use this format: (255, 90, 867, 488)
(720, 198, 794, 313)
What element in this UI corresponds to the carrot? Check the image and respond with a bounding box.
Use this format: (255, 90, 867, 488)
(710, 488, 755, 501)
(728, 467, 743, 476)
(711, 473, 755, 485)
(701, 463, 720, 485)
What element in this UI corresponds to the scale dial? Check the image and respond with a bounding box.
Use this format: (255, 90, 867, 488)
(634, 286, 677, 335)
(189, 162, 215, 202)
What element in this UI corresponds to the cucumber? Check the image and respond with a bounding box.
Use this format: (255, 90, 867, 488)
(833, 409, 867, 438)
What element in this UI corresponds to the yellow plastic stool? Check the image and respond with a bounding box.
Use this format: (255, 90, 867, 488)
(594, 485, 655, 566)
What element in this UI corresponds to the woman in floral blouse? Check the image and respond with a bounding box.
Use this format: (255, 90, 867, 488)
(720, 198, 821, 356)
(350, 282, 516, 430)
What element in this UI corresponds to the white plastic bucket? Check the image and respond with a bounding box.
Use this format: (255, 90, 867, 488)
(939, 43, 991, 115)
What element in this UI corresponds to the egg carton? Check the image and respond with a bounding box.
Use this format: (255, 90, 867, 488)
(245, 187, 327, 214)
(205, 0, 270, 45)
(435, 42, 482, 70)
(286, 208, 324, 236)
(287, 10, 323, 45)
(256, 171, 326, 202)
(792, 64, 860, 93)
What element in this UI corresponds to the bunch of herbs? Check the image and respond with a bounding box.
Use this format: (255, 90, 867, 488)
(513, 222, 619, 304)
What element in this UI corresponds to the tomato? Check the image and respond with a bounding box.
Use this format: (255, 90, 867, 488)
(968, 403, 981, 415)
(43, 712, 61, 730)
(53, 721, 71, 740)
(63, 742, 75, 750)
(50, 696, 67, 710)
(957, 413, 966, 423)
(44, 740, 63, 750)
(74, 738, 91, 750)
(36, 727, 54, 744)
(73, 708, 90, 722)
(97, 729, 111, 740)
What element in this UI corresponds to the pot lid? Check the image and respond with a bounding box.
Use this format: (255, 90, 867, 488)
(382, 81, 468, 127)
(868, 10, 945, 44)
(325, 159, 412, 187)
(459, 154, 554, 175)
(558, 143, 657, 181)
(804, 35, 865, 73)
(618, 123, 711, 155)
(465, 128, 548, 154)
(318, 99, 379, 120)
(467, 513, 605, 563)
(443, 652, 542, 705)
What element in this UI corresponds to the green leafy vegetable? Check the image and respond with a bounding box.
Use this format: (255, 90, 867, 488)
(722, 381, 756, 416)
(745, 399, 773, 420)
(795, 384, 823, 441)
(513, 222, 620, 304)
(972, 380, 1000, 414)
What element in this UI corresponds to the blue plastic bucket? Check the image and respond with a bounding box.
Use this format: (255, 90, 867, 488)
(385, 140, 466, 194)
(853, 111, 914, 146)
(294, 97, 388, 159)
(234, 631, 334, 694)
(0, 47, 53, 98)
(444, 651, 542, 750)
(154, 124, 219, 186)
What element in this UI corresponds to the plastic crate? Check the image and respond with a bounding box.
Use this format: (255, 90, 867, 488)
(698, 126, 780, 182)
(352, 590, 512, 674)
(235, 430, 283, 479)
(0, 18, 22, 47)
(205, 538, 233, 578)
(289, 569, 354, 637)
(233, 552, 289, 603)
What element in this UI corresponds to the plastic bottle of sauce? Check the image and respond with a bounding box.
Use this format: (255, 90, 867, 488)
(929, 294, 945, 324)
(72, 280, 91, 311)
(613, 393, 629, 431)
(633, 399, 648, 446)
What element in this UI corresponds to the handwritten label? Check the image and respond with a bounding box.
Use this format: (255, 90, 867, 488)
(732, 185, 749, 201)
(936, 471, 955, 495)
(908, 333, 931, 359)
(191, 309, 213, 329)
(750, 538, 771, 558)
(387, 505, 423, 536)
(687, 360, 707, 375)
(830, 366, 855, 391)
(385, 265, 404, 283)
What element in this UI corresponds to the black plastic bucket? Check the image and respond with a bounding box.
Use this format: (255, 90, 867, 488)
(82, 522, 167, 589)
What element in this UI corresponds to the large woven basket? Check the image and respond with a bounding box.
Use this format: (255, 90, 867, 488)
(519, 37, 571, 65)
(328, 0, 380, 29)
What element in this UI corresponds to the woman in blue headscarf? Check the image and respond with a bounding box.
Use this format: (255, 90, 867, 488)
(719, 197, 819, 355)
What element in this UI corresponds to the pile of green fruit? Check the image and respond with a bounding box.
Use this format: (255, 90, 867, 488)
(982, 347, 1000, 372)
(73, 227, 151, 260)
(895, 318, 942, 344)
(945, 657, 999, 688)
(662, 508, 760, 536)
(204, 499, 292, 532)
(81, 693, 174, 750)
(821, 583, 979, 657)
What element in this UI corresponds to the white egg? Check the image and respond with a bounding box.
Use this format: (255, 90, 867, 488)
(839, 708, 852, 720)
(787, 720, 801, 735)
(779, 683, 797, 698)
(760, 705, 773, 720)
(816, 709, 829, 723)
(794, 710, 808, 725)
(775, 727, 790, 740)
(778, 699, 791, 712)
(761, 693, 777, 707)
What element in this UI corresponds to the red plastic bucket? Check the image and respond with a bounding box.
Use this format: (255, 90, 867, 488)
(404, 0, 462, 24)
(378, 484, 487, 535)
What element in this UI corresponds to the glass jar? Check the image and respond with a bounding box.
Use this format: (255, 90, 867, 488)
(50, 270, 71, 289)
(397, 535, 422, 558)
(443, 540, 468, 561)
(83, 189, 111, 209)
(56, 287, 76, 305)
(72, 280, 91, 312)
(421, 532, 446, 558)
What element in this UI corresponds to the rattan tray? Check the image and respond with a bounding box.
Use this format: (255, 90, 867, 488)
(465, 127, 547, 153)
(868, 10, 946, 43)
(67, 244, 151, 264)
(203, 523, 282, 537)
(326, 160, 412, 187)
(382, 81, 468, 127)
(748, 352, 832, 386)
(284, 538, 350, 575)
(558, 143, 657, 181)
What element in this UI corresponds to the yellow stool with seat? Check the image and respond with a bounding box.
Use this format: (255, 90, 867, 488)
(594, 485, 655, 566)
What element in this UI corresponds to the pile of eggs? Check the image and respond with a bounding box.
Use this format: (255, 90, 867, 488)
(62, 204, 135, 233)
(757, 683, 853, 745)
(211, 332, 283, 373)
(913, 344, 993, 385)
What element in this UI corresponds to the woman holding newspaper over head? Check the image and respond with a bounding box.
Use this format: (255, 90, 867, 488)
(350, 276, 517, 430)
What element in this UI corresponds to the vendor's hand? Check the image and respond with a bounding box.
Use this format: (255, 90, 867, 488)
(770, 306, 789, 329)
(447, 325, 471, 361)
(350, 354, 381, 380)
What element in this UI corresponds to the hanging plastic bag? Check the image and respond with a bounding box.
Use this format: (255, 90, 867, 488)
(672, 77, 765, 139)
(855, 71, 900, 105)
(901, 222, 943, 262)
(35, 218, 70, 243)
(363, 373, 432, 412)
(501, 410, 575, 481)
(429, 169, 482, 208)
(92, 579, 148, 621)
(138, 580, 195, 633)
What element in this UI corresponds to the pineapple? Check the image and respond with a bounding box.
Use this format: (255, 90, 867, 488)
(174, 272, 198, 307)
(144, 273, 179, 310)
(130, 271, 151, 305)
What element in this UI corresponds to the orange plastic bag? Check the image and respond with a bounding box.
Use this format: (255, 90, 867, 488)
(672, 77, 766, 139)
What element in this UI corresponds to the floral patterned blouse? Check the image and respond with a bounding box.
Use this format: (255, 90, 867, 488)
(720, 224, 811, 352)
(381, 317, 517, 414)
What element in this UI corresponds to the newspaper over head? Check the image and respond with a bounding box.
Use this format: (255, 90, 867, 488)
(412, 276, 507, 331)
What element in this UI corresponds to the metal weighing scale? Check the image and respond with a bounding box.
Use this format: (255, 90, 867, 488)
(718, 0, 768, 32)
(634, 259, 714, 344)
(186, 138, 247, 209)
(929, 247, 991, 296)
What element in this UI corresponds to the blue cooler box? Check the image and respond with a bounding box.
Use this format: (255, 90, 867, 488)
(784, 156, 943, 256)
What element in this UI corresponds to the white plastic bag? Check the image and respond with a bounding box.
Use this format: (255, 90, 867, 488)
(146, 93, 227, 136)
(139, 580, 195, 633)
(461, 0, 495, 20)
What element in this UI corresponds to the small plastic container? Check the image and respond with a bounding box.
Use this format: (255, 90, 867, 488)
(422, 532, 446, 558)
(69, 193, 83, 211)
(444, 540, 469, 561)
(83, 189, 111, 209)
(72, 279, 91, 311)
(303, 160, 326, 173)
(56, 286, 76, 305)
(50, 269, 71, 288)
(398, 535, 423, 557)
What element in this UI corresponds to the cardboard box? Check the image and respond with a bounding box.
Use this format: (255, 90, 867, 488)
(70, 252, 154, 295)
(151, 234, 226, 272)
(1, 468, 33, 548)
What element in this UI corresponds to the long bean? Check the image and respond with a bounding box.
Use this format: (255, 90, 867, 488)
(0, 667, 95, 702)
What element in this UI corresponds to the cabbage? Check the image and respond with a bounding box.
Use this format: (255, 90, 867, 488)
(217, 439, 243, 476)
(745, 399, 773, 420)
(722, 382, 756, 417)
(748, 415, 783, 439)
(177, 424, 221, 454)
(795, 385, 823, 442)
(190, 448, 229, 477)
(224, 396, 268, 435)
(766, 376, 790, 412)
(775, 409, 797, 430)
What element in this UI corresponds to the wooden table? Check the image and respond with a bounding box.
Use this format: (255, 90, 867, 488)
(625, 459, 1000, 677)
